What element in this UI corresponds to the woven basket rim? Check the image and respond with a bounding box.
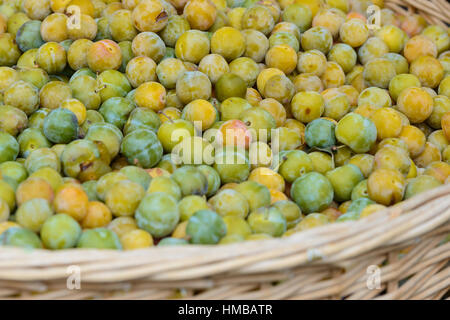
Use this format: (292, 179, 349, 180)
(0, 0, 449, 300)
(0, 183, 448, 283)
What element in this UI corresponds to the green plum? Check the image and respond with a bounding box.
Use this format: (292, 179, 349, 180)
(41, 214, 82, 249)
(0, 132, 19, 164)
(234, 180, 271, 212)
(305, 118, 336, 149)
(77, 228, 122, 250)
(325, 164, 364, 202)
(135, 192, 180, 238)
(43, 108, 79, 144)
(291, 172, 334, 214)
(186, 210, 227, 244)
(120, 128, 163, 168)
(335, 112, 377, 153)
(247, 206, 286, 237)
(0, 227, 42, 249)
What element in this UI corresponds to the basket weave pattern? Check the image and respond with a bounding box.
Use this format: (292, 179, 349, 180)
(0, 0, 449, 300)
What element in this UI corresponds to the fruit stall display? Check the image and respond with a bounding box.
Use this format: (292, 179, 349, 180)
(0, 0, 449, 299)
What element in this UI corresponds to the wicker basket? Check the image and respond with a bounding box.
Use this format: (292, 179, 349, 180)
(0, 0, 449, 300)
(385, 0, 450, 28)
